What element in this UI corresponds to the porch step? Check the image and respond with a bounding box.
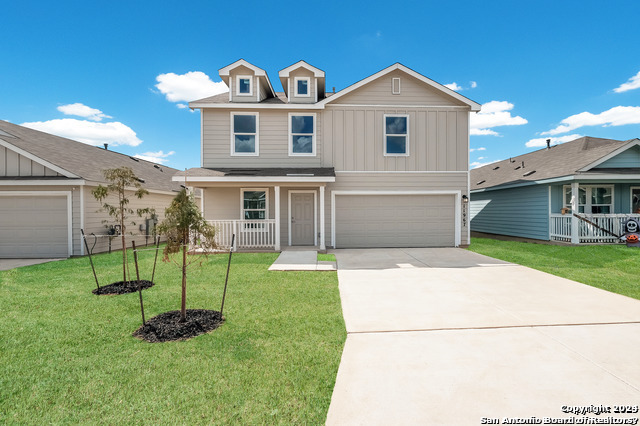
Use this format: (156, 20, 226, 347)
(268, 250, 336, 271)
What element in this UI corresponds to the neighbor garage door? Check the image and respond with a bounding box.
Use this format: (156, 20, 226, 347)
(334, 194, 455, 248)
(0, 194, 69, 258)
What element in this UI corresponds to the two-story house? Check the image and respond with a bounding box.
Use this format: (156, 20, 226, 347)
(175, 59, 480, 251)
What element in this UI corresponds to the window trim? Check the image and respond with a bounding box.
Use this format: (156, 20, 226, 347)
(294, 76, 311, 97)
(240, 188, 269, 221)
(631, 186, 640, 213)
(392, 77, 401, 95)
(383, 113, 410, 157)
(563, 184, 614, 214)
(236, 75, 253, 96)
(288, 113, 316, 157)
(230, 112, 259, 156)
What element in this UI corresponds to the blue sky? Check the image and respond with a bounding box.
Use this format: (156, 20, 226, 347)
(2, 0, 639, 170)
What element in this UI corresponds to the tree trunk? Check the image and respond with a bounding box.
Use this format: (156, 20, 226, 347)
(121, 217, 127, 284)
(180, 229, 187, 322)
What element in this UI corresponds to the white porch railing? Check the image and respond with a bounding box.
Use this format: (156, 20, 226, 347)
(208, 220, 277, 250)
(550, 214, 640, 243)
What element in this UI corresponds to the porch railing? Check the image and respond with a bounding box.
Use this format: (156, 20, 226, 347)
(550, 214, 640, 243)
(208, 219, 277, 250)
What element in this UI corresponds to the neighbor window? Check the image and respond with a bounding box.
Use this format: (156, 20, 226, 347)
(242, 189, 268, 220)
(289, 113, 315, 155)
(231, 112, 258, 155)
(294, 77, 310, 97)
(563, 185, 613, 214)
(236, 75, 252, 96)
(384, 114, 409, 155)
(632, 187, 640, 213)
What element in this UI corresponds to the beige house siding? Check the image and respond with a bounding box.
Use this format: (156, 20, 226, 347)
(0, 145, 61, 176)
(331, 70, 467, 106)
(322, 107, 468, 171)
(83, 186, 174, 254)
(288, 68, 316, 104)
(202, 109, 323, 168)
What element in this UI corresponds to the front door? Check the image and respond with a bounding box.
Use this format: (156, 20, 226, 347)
(291, 192, 315, 245)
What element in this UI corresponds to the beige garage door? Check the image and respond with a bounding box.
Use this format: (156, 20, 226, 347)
(335, 194, 455, 248)
(0, 195, 69, 258)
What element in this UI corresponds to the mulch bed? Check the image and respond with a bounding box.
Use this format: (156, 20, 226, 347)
(92, 280, 154, 295)
(132, 309, 224, 343)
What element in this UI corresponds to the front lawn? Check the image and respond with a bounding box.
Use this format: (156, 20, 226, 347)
(0, 250, 345, 424)
(468, 237, 640, 300)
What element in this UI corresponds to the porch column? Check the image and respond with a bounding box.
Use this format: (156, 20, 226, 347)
(274, 186, 281, 251)
(571, 182, 580, 244)
(319, 185, 326, 250)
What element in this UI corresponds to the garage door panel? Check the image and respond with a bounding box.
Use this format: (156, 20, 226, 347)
(0, 195, 68, 258)
(335, 194, 455, 248)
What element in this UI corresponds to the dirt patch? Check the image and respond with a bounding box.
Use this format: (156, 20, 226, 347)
(132, 309, 224, 343)
(92, 280, 154, 295)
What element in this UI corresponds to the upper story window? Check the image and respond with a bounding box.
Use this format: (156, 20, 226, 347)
(289, 113, 315, 156)
(294, 77, 310, 97)
(231, 112, 259, 156)
(563, 185, 613, 214)
(236, 75, 253, 96)
(384, 114, 409, 156)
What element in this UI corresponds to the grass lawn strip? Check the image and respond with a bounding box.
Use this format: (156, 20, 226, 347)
(0, 250, 345, 424)
(317, 253, 336, 262)
(468, 237, 640, 300)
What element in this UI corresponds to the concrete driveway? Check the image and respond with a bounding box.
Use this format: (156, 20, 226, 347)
(326, 248, 640, 425)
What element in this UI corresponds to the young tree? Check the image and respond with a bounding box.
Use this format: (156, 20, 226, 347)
(157, 188, 217, 322)
(92, 167, 151, 284)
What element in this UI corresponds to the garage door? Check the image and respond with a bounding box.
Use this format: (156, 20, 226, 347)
(334, 194, 455, 248)
(0, 195, 69, 258)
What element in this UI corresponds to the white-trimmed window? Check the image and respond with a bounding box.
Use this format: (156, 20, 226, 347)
(236, 75, 253, 96)
(563, 185, 613, 214)
(294, 77, 310, 97)
(289, 113, 315, 156)
(632, 187, 640, 213)
(384, 114, 409, 156)
(241, 188, 268, 220)
(231, 112, 259, 156)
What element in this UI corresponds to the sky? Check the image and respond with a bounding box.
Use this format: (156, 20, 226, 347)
(1, 0, 639, 170)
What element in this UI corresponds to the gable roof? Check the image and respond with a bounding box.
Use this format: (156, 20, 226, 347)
(318, 63, 481, 111)
(0, 120, 180, 193)
(471, 136, 637, 191)
(218, 59, 276, 98)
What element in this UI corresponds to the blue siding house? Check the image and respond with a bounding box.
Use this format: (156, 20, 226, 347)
(470, 136, 640, 244)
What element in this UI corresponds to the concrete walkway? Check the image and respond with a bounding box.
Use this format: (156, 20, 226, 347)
(327, 248, 640, 425)
(0, 258, 63, 271)
(268, 250, 336, 271)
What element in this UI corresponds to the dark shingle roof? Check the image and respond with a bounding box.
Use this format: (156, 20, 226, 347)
(176, 167, 335, 178)
(0, 120, 180, 192)
(190, 91, 335, 106)
(471, 136, 634, 191)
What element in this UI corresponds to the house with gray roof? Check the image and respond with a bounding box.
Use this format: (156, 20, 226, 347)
(177, 59, 480, 251)
(0, 120, 180, 258)
(470, 136, 640, 243)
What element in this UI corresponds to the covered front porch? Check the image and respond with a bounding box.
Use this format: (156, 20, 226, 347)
(175, 167, 335, 251)
(548, 181, 640, 243)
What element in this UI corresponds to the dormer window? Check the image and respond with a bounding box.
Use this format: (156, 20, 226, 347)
(236, 75, 253, 96)
(294, 77, 310, 97)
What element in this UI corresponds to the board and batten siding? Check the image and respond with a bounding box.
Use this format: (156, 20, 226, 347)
(0, 145, 61, 177)
(470, 185, 550, 240)
(322, 107, 468, 171)
(202, 109, 323, 168)
(326, 172, 469, 246)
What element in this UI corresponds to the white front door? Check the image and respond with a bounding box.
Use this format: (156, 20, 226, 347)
(290, 192, 315, 246)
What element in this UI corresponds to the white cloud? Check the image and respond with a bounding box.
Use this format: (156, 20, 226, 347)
(134, 150, 175, 164)
(57, 103, 112, 121)
(543, 106, 640, 135)
(613, 71, 640, 93)
(21, 118, 142, 147)
(525, 134, 583, 148)
(469, 147, 486, 152)
(477, 156, 486, 160)
(176, 103, 188, 109)
(444, 82, 463, 91)
(470, 100, 528, 136)
(155, 71, 228, 105)
(470, 81, 477, 88)
(470, 160, 497, 169)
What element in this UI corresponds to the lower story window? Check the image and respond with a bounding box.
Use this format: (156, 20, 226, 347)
(564, 185, 613, 214)
(242, 189, 267, 221)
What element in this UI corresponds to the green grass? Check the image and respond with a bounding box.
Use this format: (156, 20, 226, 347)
(0, 249, 345, 425)
(317, 253, 336, 262)
(468, 237, 640, 300)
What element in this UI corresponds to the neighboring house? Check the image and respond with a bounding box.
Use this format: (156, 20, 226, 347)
(0, 120, 181, 258)
(470, 136, 640, 244)
(176, 59, 480, 251)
